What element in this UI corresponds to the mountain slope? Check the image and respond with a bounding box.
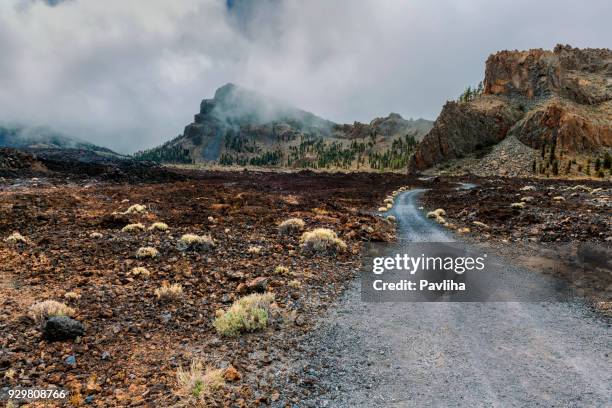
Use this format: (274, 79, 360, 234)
(135, 83, 432, 170)
(0, 125, 120, 157)
(409, 45, 612, 177)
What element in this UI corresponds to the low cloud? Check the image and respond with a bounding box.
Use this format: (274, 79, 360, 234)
(0, 0, 609, 153)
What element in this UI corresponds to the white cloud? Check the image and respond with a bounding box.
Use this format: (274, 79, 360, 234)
(0, 0, 610, 152)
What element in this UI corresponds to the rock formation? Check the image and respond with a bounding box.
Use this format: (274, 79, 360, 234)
(409, 45, 612, 173)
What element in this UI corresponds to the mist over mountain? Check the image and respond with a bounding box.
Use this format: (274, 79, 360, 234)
(0, 124, 118, 156)
(135, 83, 432, 170)
(1, 0, 609, 152)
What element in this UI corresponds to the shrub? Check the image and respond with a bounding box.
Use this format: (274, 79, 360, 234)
(136, 246, 159, 259)
(520, 196, 534, 202)
(552, 196, 565, 201)
(274, 265, 289, 275)
(63, 291, 81, 301)
(278, 218, 305, 235)
(123, 204, 147, 214)
(178, 234, 214, 251)
(510, 202, 525, 209)
(89, 232, 103, 239)
(122, 223, 145, 233)
(213, 293, 274, 337)
(176, 360, 225, 404)
(300, 228, 347, 254)
(472, 221, 489, 229)
(149, 222, 169, 231)
(29, 300, 75, 323)
(377, 207, 388, 212)
(386, 215, 396, 222)
(426, 208, 446, 218)
(154, 283, 183, 301)
(247, 245, 261, 254)
(520, 185, 536, 191)
(288, 280, 301, 289)
(5, 232, 26, 244)
(129, 267, 151, 278)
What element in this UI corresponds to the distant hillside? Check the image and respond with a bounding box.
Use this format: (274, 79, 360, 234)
(0, 125, 122, 158)
(409, 45, 612, 178)
(134, 83, 432, 170)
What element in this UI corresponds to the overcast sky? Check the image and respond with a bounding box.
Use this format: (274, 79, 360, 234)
(0, 0, 610, 153)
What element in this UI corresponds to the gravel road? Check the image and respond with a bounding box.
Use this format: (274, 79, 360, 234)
(274, 190, 611, 407)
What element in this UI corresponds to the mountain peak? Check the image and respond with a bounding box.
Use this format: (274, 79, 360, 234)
(213, 82, 241, 100)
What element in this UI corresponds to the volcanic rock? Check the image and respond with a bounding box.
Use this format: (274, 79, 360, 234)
(43, 316, 85, 342)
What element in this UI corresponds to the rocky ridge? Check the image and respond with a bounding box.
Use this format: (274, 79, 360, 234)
(409, 45, 612, 175)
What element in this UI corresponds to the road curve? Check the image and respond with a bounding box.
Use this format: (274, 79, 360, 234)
(277, 189, 611, 407)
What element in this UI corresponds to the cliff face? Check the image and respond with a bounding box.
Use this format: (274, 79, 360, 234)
(409, 45, 612, 173)
(410, 97, 522, 170)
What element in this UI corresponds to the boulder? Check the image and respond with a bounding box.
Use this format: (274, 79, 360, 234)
(42, 316, 85, 342)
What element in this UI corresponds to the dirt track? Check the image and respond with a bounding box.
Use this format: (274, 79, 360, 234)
(272, 189, 611, 407)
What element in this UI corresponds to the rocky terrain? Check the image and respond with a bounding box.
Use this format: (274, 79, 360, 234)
(0, 161, 609, 406)
(0, 147, 183, 183)
(134, 83, 432, 171)
(0, 169, 409, 407)
(409, 45, 612, 178)
(421, 176, 611, 306)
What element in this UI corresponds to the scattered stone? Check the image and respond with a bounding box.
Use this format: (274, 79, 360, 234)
(65, 355, 77, 366)
(224, 366, 242, 382)
(42, 316, 85, 342)
(246, 277, 269, 293)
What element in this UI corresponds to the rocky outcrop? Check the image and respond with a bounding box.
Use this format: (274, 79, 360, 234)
(509, 99, 612, 152)
(409, 45, 612, 173)
(0, 148, 47, 176)
(485, 45, 611, 104)
(410, 96, 522, 170)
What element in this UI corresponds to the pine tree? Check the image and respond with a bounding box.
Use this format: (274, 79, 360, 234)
(603, 152, 611, 169)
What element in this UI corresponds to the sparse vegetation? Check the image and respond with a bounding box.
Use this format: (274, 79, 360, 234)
(136, 246, 159, 259)
(175, 360, 225, 405)
(154, 283, 184, 301)
(123, 204, 147, 214)
(457, 81, 484, 103)
(122, 223, 145, 233)
(288, 279, 302, 289)
(149, 222, 169, 231)
(278, 218, 305, 235)
(178, 234, 214, 251)
(300, 228, 347, 254)
(5, 232, 26, 244)
(129, 267, 151, 278)
(213, 293, 274, 337)
(274, 265, 290, 275)
(29, 300, 75, 323)
(426, 208, 446, 224)
(247, 245, 262, 254)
